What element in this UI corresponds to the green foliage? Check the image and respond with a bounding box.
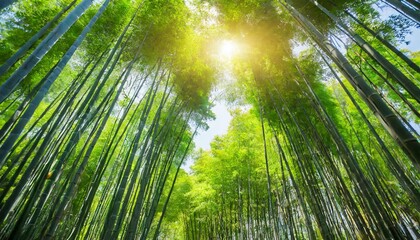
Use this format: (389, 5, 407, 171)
(133, 0, 191, 61)
(82, 0, 133, 57)
(287, 0, 355, 31)
(0, 0, 69, 63)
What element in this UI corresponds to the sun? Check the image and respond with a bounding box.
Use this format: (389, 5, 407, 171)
(218, 39, 240, 58)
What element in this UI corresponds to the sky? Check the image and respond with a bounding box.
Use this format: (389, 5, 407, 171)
(402, 27, 420, 51)
(194, 98, 232, 150)
(376, 4, 420, 51)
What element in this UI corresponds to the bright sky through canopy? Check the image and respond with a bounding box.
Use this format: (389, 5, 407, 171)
(219, 39, 240, 58)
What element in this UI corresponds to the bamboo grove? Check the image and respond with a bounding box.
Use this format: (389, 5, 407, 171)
(0, 0, 419, 239)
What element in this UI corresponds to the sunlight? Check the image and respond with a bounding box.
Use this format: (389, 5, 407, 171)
(218, 39, 240, 58)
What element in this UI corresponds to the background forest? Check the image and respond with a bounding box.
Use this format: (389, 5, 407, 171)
(0, 0, 419, 239)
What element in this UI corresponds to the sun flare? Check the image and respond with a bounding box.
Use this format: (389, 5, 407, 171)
(219, 40, 239, 58)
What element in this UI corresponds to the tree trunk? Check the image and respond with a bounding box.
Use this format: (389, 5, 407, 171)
(0, 0, 93, 103)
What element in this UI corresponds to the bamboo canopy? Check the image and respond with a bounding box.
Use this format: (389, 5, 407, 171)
(0, 0, 419, 239)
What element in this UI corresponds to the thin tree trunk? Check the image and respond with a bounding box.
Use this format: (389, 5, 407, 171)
(0, 0, 77, 76)
(384, 0, 420, 22)
(342, 7, 420, 73)
(44, 55, 128, 240)
(283, 1, 420, 166)
(0, 0, 109, 168)
(0, 0, 94, 103)
(311, 0, 420, 104)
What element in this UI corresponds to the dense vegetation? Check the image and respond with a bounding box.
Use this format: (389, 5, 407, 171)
(0, 0, 419, 239)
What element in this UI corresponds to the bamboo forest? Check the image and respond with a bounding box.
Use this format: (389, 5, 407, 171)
(1, 0, 420, 239)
